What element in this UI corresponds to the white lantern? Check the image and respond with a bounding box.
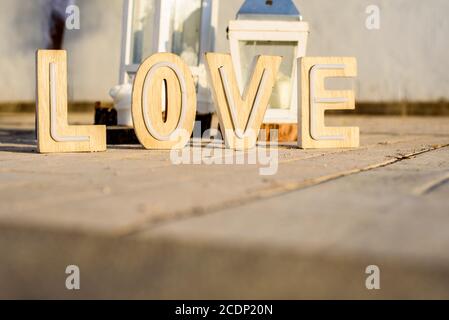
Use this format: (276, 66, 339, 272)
(112, 0, 219, 126)
(228, 0, 309, 124)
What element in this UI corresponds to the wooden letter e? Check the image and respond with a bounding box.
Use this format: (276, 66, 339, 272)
(298, 57, 359, 149)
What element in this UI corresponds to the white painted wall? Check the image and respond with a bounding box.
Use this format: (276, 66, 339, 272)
(0, 0, 448, 103)
(0, 0, 46, 103)
(0, 0, 123, 103)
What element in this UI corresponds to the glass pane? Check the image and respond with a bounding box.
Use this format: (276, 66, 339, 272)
(169, 0, 202, 67)
(130, 0, 203, 66)
(239, 41, 297, 109)
(131, 0, 157, 64)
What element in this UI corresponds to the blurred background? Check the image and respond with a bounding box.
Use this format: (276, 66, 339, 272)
(1, 0, 449, 300)
(0, 0, 448, 115)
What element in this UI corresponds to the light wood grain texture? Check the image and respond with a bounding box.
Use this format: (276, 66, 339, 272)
(205, 53, 281, 150)
(36, 50, 106, 153)
(132, 53, 196, 149)
(298, 57, 359, 149)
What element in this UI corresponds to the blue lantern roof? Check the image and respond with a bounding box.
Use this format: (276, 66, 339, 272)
(237, 0, 302, 21)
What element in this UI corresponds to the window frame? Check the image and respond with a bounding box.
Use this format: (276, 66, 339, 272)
(119, 0, 219, 113)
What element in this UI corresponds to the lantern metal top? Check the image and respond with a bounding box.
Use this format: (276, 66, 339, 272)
(236, 0, 302, 21)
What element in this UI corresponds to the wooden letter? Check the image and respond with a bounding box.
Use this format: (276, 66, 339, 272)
(132, 53, 196, 149)
(205, 53, 282, 150)
(36, 50, 106, 153)
(298, 57, 359, 149)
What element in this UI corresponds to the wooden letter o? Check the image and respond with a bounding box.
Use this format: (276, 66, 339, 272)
(132, 53, 196, 149)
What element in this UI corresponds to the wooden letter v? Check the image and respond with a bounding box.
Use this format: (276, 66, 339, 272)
(205, 53, 281, 150)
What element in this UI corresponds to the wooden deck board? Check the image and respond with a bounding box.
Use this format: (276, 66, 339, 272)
(0, 114, 448, 298)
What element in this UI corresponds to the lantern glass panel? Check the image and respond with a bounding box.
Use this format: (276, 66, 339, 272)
(239, 40, 297, 109)
(130, 0, 157, 64)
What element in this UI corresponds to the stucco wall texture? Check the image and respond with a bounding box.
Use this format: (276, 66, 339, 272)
(0, 0, 447, 103)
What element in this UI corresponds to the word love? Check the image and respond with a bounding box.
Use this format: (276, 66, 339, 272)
(36, 50, 359, 153)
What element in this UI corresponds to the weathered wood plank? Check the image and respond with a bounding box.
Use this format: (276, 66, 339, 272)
(0, 115, 448, 234)
(0, 115, 449, 298)
(0, 148, 448, 299)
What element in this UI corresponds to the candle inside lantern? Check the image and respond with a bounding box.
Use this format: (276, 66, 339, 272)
(270, 72, 292, 109)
